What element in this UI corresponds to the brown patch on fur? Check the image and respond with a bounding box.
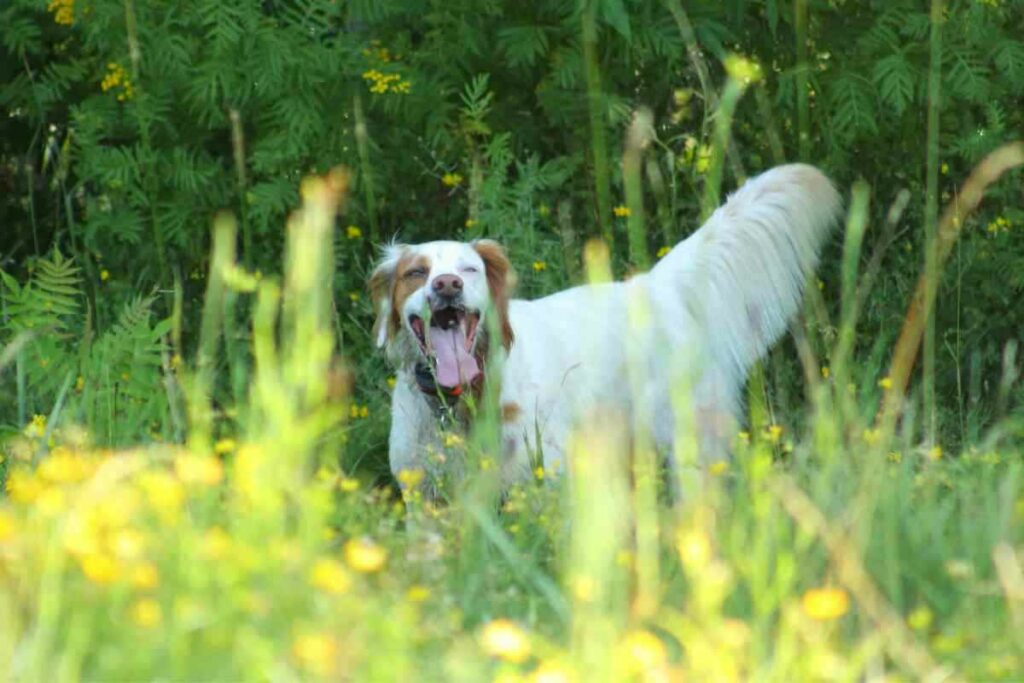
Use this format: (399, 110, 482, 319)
(472, 240, 515, 349)
(388, 253, 431, 338)
(501, 401, 522, 423)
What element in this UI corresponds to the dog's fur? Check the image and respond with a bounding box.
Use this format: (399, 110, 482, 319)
(370, 164, 842, 493)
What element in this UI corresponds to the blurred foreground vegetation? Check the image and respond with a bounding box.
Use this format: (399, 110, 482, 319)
(1, 1, 1023, 680)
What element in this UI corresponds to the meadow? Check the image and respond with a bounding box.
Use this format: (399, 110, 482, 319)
(1, 1, 1023, 681)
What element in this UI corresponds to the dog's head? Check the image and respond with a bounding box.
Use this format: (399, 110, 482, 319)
(368, 240, 514, 388)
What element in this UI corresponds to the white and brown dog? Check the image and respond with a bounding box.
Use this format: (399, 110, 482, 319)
(369, 164, 841, 495)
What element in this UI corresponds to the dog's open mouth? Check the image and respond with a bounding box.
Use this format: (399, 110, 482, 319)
(409, 306, 482, 388)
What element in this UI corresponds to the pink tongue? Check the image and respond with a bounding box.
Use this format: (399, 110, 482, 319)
(428, 326, 480, 388)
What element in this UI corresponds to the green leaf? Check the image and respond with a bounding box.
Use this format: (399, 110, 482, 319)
(600, 0, 631, 41)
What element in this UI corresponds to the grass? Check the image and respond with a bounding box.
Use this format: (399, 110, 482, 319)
(2, 44, 1024, 683)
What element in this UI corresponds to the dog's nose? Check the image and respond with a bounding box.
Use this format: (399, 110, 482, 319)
(431, 274, 463, 297)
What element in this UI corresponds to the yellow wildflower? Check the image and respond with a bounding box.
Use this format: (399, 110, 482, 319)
(821, 365, 830, 379)
(612, 205, 631, 218)
(442, 432, 463, 448)
(213, 438, 236, 454)
(292, 632, 339, 677)
(480, 619, 531, 663)
(309, 558, 352, 595)
(766, 424, 783, 443)
(441, 172, 463, 187)
(801, 587, 850, 621)
(100, 269, 110, 281)
(709, 460, 729, 476)
(677, 529, 712, 569)
(940, 162, 949, 175)
(928, 445, 943, 461)
(80, 553, 121, 584)
(386, 376, 397, 390)
(0, 510, 17, 542)
(339, 477, 360, 493)
(174, 455, 223, 487)
(532, 261, 547, 272)
(908, 605, 933, 631)
(529, 660, 574, 683)
(344, 537, 387, 573)
(130, 562, 159, 590)
(349, 291, 360, 302)
(533, 466, 544, 481)
(406, 585, 431, 602)
(47, 0, 74, 25)
(656, 246, 671, 259)
(130, 598, 162, 628)
(24, 414, 47, 439)
(396, 468, 424, 490)
(345, 225, 362, 239)
(878, 376, 893, 390)
(620, 630, 667, 674)
(724, 54, 764, 85)
(465, 218, 478, 229)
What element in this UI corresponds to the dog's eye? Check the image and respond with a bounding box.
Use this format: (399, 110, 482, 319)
(461, 265, 479, 274)
(403, 267, 427, 279)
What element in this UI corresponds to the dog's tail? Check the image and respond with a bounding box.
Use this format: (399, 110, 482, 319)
(652, 164, 842, 381)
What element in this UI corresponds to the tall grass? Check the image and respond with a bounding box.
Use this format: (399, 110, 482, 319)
(1, 11, 1023, 683)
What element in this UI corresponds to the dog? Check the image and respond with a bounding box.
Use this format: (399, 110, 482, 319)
(369, 164, 841, 496)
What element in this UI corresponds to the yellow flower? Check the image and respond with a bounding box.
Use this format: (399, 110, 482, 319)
(214, 438, 236, 454)
(100, 269, 110, 281)
(442, 432, 463, 448)
(348, 404, 369, 419)
(724, 54, 763, 85)
(612, 205, 631, 218)
(80, 553, 121, 584)
(346, 225, 362, 239)
(480, 619, 531, 663)
(465, 218, 478, 229)
(48, 0, 74, 25)
(344, 537, 387, 573)
(940, 162, 949, 175)
(656, 246, 671, 259)
(396, 469, 424, 493)
(339, 477, 360, 493)
(174, 455, 223, 487)
(442, 172, 463, 187)
(766, 424, 783, 443)
(0, 509, 16, 542)
(130, 562, 159, 590)
(532, 261, 547, 272)
(406, 585, 431, 602)
(620, 630, 667, 674)
(677, 529, 712, 569)
(292, 632, 338, 676)
(908, 605, 933, 631)
(878, 376, 893, 390)
(708, 461, 729, 476)
(130, 598, 162, 628)
(928, 445, 943, 461)
(801, 587, 850, 621)
(737, 430, 751, 445)
(386, 376, 397, 390)
(533, 466, 544, 481)
(24, 414, 47, 439)
(309, 558, 352, 595)
(821, 365, 830, 379)
(538, 204, 551, 217)
(348, 291, 360, 302)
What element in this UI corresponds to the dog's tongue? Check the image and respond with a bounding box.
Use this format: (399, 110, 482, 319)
(428, 326, 480, 388)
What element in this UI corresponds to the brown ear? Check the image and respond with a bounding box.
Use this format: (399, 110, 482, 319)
(472, 239, 515, 350)
(367, 245, 406, 348)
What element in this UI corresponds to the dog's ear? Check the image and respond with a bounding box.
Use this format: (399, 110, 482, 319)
(367, 244, 406, 349)
(472, 239, 515, 349)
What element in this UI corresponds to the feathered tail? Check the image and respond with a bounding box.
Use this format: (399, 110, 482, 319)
(652, 164, 842, 381)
